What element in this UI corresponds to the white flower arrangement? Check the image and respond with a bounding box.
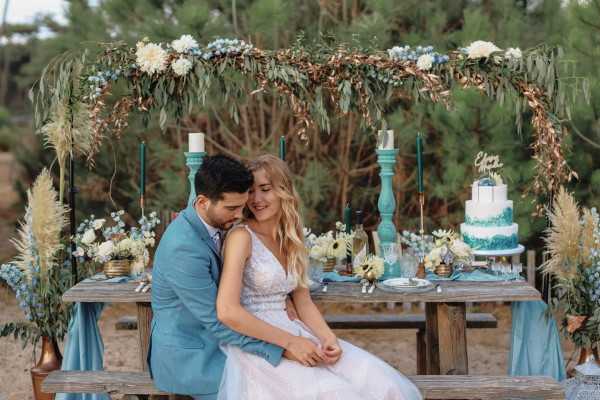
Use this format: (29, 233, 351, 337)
(424, 229, 473, 271)
(353, 254, 385, 281)
(136, 42, 168, 75)
(172, 57, 193, 76)
(73, 211, 160, 269)
(171, 34, 198, 53)
(465, 40, 502, 59)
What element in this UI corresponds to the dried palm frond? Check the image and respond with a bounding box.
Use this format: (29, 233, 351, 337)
(11, 169, 69, 281)
(541, 187, 582, 280)
(38, 57, 94, 203)
(580, 208, 597, 268)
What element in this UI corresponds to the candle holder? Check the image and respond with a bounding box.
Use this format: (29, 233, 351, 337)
(377, 148, 400, 280)
(185, 151, 206, 206)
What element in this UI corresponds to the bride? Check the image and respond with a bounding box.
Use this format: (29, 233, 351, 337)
(216, 154, 422, 400)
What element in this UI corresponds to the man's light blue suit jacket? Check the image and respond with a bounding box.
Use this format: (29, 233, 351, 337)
(148, 205, 284, 396)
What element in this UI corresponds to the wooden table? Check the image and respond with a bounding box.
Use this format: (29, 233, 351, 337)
(62, 279, 541, 375)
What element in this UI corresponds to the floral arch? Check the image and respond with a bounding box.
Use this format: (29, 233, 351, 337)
(32, 36, 579, 211)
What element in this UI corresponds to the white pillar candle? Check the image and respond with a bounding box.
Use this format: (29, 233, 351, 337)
(188, 132, 205, 153)
(378, 129, 394, 150)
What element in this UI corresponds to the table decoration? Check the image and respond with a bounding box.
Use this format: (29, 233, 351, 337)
(307, 223, 352, 272)
(72, 210, 160, 278)
(423, 229, 473, 277)
(541, 187, 600, 367)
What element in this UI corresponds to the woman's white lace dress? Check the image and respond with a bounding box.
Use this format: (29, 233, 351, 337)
(217, 226, 423, 400)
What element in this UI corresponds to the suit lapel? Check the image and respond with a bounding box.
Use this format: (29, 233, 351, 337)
(181, 205, 222, 276)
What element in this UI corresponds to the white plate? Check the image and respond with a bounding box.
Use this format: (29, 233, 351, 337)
(381, 277, 430, 288)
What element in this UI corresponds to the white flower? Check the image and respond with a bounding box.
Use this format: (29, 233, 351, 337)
(97, 241, 114, 259)
(505, 47, 522, 61)
(466, 40, 502, 59)
(171, 34, 198, 53)
(73, 247, 85, 257)
(416, 54, 434, 71)
(171, 57, 193, 76)
(92, 219, 106, 230)
(450, 240, 472, 260)
(136, 42, 168, 75)
(81, 229, 96, 245)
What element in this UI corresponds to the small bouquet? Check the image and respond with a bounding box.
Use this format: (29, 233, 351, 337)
(353, 254, 385, 282)
(306, 222, 353, 263)
(399, 230, 434, 259)
(424, 229, 473, 272)
(72, 210, 160, 276)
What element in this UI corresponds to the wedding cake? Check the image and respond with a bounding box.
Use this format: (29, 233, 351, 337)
(460, 153, 519, 251)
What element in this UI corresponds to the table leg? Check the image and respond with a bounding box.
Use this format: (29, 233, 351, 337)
(137, 302, 153, 371)
(425, 302, 468, 375)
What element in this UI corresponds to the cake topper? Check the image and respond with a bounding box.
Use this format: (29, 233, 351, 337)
(474, 152, 503, 185)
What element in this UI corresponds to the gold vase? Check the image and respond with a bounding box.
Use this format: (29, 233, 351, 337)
(435, 263, 452, 278)
(103, 259, 132, 278)
(31, 336, 62, 400)
(323, 257, 336, 273)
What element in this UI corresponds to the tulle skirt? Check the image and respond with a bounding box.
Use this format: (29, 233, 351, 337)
(217, 310, 423, 400)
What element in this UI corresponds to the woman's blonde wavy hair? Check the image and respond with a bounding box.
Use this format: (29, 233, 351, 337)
(245, 154, 309, 287)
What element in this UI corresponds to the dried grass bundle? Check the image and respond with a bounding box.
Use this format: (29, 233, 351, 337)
(541, 187, 582, 280)
(11, 169, 69, 280)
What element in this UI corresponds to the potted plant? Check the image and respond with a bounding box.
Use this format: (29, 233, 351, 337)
(542, 188, 600, 366)
(424, 229, 473, 277)
(306, 223, 352, 272)
(0, 169, 71, 400)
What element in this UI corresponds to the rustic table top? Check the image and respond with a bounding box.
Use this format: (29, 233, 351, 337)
(62, 279, 541, 304)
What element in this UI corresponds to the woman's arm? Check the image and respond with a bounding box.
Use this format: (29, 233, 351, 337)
(291, 287, 336, 342)
(216, 228, 324, 366)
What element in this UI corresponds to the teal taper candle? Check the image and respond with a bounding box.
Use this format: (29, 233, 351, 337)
(140, 141, 146, 195)
(279, 136, 286, 160)
(343, 203, 352, 233)
(416, 133, 424, 193)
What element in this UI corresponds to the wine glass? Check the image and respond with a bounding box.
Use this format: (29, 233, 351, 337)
(381, 242, 400, 278)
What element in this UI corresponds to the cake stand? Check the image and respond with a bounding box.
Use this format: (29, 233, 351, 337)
(472, 244, 525, 257)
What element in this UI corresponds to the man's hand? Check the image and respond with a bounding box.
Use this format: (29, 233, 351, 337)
(320, 334, 342, 365)
(285, 295, 299, 321)
(282, 336, 325, 367)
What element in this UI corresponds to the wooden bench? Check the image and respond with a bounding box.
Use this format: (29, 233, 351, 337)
(324, 313, 497, 374)
(43, 370, 564, 399)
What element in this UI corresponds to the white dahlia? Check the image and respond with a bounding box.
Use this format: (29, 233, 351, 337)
(416, 54, 434, 70)
(171, 34, 198, 53)
(136, 42, 168, 75)
(172, 57, 193, 76)
(465, 40, 502, 59)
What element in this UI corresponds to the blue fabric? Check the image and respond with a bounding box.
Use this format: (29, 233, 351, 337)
(56, 276, 131, 400)
(322, 271, 361, 282)
(508, 301, 566, 381)
(426, 269, 522, 281)
(149, 205, 284, 396)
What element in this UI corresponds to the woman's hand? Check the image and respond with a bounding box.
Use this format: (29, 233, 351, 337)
(283, 336, 325, 367)
(320, 334, 342, 365)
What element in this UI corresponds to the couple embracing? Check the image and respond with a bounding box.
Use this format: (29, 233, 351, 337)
(148, 154, 422, 400)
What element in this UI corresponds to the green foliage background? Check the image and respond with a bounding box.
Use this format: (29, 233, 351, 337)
(1, 0, 599, 258)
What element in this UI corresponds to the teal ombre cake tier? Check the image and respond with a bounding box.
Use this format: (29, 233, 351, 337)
(464, 207, 513, 227)
(462, 232, 518, 251)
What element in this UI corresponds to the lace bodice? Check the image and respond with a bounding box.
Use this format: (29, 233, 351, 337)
(238, 225, 297, 313)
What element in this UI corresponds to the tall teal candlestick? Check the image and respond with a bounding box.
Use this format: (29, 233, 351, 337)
(377, 148, 400, 280)
(186, 151, 206, 206)
(279, 136, 286, 160)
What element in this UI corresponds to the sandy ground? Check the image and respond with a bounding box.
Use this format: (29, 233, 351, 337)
(0, 284, 576, 400)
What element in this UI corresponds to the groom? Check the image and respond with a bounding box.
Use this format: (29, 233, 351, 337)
(148, 155, 292, 399)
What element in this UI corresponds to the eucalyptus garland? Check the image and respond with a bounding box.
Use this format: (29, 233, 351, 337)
(31, 36, 582, 208)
